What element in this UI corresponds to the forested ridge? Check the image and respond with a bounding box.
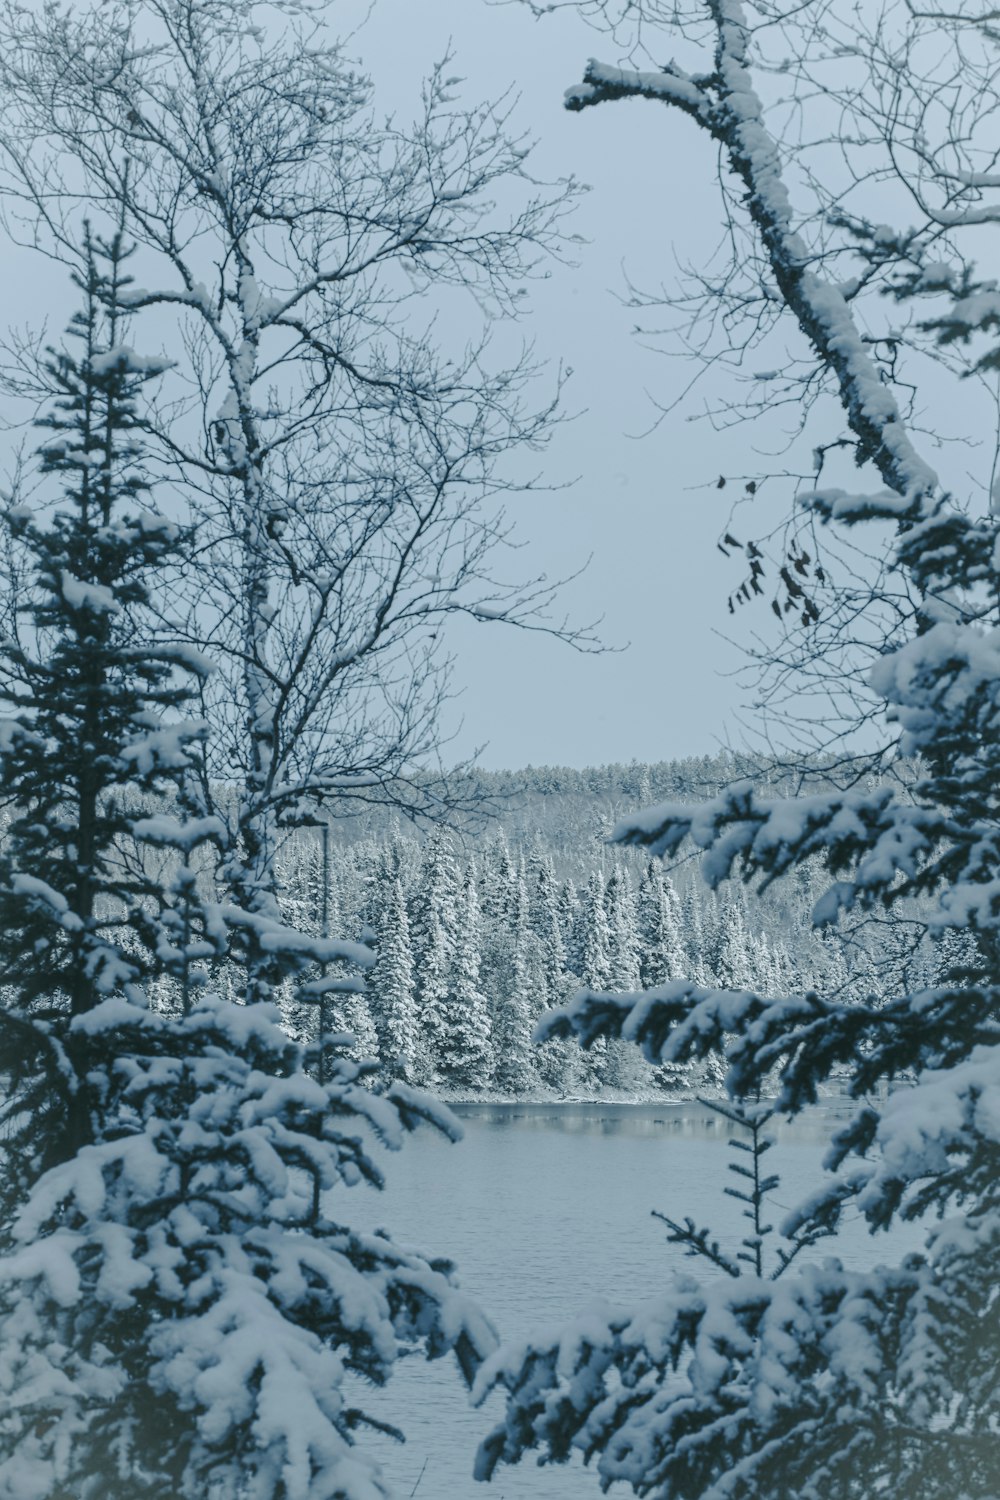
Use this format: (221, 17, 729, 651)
(257, 753, 938, 1098)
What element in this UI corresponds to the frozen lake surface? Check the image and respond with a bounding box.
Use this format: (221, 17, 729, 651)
(345, 1100, 924, 1499)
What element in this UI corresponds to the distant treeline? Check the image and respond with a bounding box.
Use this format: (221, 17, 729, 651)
(248, 753, 939, 1098)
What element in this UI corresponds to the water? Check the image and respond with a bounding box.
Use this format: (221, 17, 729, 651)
(343, 1101, 924, 1499)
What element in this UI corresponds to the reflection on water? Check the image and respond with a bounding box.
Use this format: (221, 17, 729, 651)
(344, 1099, 921, 1500)
(449, 1098, 861, 1141)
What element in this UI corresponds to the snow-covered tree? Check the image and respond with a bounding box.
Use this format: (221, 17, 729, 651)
(410, 830, 462, 1082)
(368, 876, 419, 1080)
(605, 866, 642, 992)
(489, 868, 537, 1095)
(638, 864, 692, 1090)
(556, 877, 583, 978)
(0, 997, 495, 1500)
(0, 0, 589, 1008)
(480, 829, 519, 926)
(0, 226, 215, 1199)
(680, 881, 710, 985)
(604, 867, 647, 1093)
(0, 241, 497, 1500)
(638, 862, 687, 990)
(436, 868, 492, 1091)
(579, 871, 613, 993)
(714, 894, 757, 992)
(475, 3, 1000, 1496)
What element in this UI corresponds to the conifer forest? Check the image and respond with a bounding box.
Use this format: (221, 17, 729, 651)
(0, 3, 997, 1500)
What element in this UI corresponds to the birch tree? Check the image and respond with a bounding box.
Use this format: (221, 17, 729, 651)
(0, 0, 585, 1004)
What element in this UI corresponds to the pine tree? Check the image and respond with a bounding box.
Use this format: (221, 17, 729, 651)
(0, 241, 497, 1500)
(410, 830, 461, 1082)
(436, 869, 492, 1090)
(0, 225, 215, 1193)
(477, 4, 1000, 1490)
(368, 877, 418, 1079)
(489, 869, 537, 1095)
(557, 877, 583, 977)
(606, 866, 642, 990)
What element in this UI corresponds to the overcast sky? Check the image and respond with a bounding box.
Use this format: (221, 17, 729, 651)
(0, 1, 819, 772)
(338, 0, 770, 770)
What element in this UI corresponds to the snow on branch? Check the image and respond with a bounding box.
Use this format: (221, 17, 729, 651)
(609, 779, 948, 915)
(564, 0, 939, 506)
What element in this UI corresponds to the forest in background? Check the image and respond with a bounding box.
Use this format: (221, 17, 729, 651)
(255, 753, 940, 1098)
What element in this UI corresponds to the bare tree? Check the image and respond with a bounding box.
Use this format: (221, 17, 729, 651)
(0, 0, 590, 1001)
(505, 0, 1000, 763)
(472, 5, 1000, 1498)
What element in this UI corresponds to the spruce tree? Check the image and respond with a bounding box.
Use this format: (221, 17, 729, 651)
(489, 869, 537, 1095)
(577, 871, 614, 1089)
(480, 828, 517, 925)
(639, 864, 691, 1092)
(602, 867, 645, 1092)
(410, 830, 461, 1083)
(580, 871, 613, 991)
(368, 877, 418, 1079)
(638, 863, 687, 989)
(0, 239, 496, 1500)
(0, 225, 213, 1194)
(605, 866, 642, 991)
(557, 877, 583, 978)
(436, 869, 492, 1091)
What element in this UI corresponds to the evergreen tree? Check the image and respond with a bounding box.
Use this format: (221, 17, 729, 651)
(639, 864, 692, 1092)
(605, 866, 642, 990)
(577, 871, 614, 1089)
(368, 877, 418, 1080)
(601, 867, 645, 1092)
(715, 894, 757, 991)
(410, 830, 461, 1083)
(680, 881, 710, 985)
(638, 863, 687, 988)
(0, 239, 497, 1500)
(489, 869, 537, 1095)
(480, 828, 517, 924)
(477, 3, 1000, 1491)
(557, 877, 583, 977)
(326, 985, 379, 1065)
(0, 225, 214, 1190)
(525, 836, 559, 944)
(653, 1096, 828, 1281)
(579, 871, 613, 991)
(436, 869, 492, 1090)
(540, 899, 568, 1007)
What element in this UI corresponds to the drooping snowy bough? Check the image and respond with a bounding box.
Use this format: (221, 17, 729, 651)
(0, 232, 495, 1500)
(475, 3, 1000, 1496)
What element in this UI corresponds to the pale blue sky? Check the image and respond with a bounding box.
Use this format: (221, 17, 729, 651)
(0, 0, 803, 771)
(341, 0, 766, 769)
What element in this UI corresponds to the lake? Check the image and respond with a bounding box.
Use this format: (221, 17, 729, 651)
(344, 1100, 924, 1499)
